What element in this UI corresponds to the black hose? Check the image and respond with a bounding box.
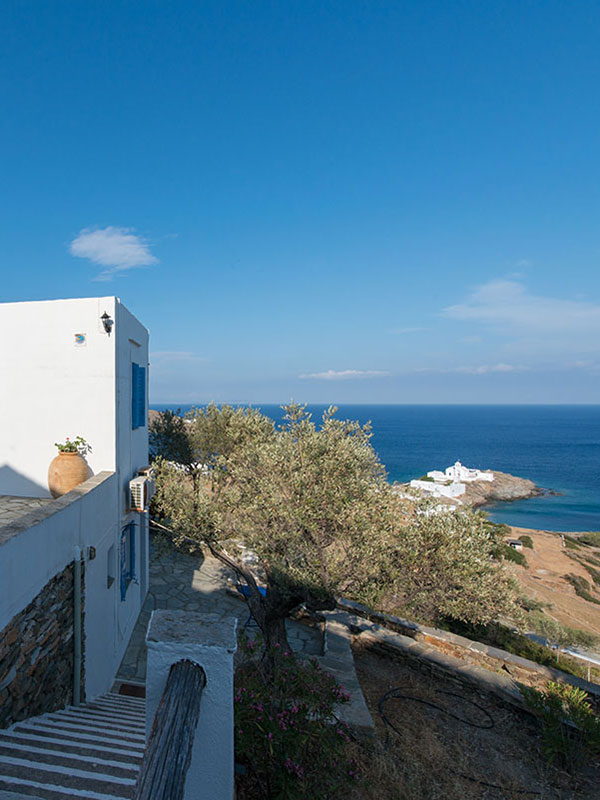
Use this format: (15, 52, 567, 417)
(378, 687, 542, 796)
(379, 687, 494, 730)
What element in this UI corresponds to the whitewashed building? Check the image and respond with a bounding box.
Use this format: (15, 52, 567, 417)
(409, 478, 466, 499)
(409, 460, 494, 500)
(0, 296, 151, 718)
(427, 460, 494, 484)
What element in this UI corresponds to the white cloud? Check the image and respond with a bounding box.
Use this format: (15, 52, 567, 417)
(571, 359, 600, 373)
(69, 226, 158, 280)
(390, 326, 425, 335)
(443, 279, 600, 339)
(299, 369, 390, 381)
(416, 363, 527, 375)
(452, 363, 526, 375)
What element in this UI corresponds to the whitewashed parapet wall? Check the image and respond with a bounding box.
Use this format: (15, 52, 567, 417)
(409, 479, 466, 499)
(0, 473, 129, 709)
(144, 610, 238, 800)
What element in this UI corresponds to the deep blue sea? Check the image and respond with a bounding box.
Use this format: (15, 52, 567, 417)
(150, 404, 599, 533)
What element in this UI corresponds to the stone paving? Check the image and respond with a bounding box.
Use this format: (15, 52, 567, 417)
(116, 538, 323, 683)
(0, 496, 52, 527)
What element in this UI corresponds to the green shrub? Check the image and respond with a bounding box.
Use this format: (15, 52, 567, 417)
(583, 554, 600, 567)
(563, 573, 600, 604)
(578, 532, 600, 548)
(582, 564, 600, 586)
(442, 619, 594, 680)
(518, 595, 552, 613)
(528, 612, 600, 652)
(565, 626, 600, 649)
(234, 633, 359, 799)
(521, 681, 600, 772)
(501, 543, 528, 567)
(518, 535, 534, 549)
(483, 520, 512, 537)
(418, 475, 434, 482)
(564, 536, 580, 550)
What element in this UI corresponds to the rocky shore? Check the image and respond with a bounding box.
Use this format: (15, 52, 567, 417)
(398, 469, 550, 510)
(463, 470, 545, 508)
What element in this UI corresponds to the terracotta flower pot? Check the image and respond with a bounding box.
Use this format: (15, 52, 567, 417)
(48, 452, 89, 498)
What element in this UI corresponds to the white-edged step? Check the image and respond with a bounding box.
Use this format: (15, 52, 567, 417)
(0, 693, 145, 799)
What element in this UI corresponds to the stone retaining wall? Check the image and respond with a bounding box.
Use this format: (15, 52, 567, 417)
(0, 561, 84, 728)
(319, 611, 374, 738)
(350, 614, 526, 711)
(337, 598, 600, 699)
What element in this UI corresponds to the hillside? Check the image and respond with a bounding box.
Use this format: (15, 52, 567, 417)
(507, 528, 600, 639)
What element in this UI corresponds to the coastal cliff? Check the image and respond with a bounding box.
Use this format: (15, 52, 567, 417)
(463, 470, 543, 508)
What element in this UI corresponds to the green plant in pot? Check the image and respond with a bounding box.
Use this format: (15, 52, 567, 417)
(48, 436, 91, 498)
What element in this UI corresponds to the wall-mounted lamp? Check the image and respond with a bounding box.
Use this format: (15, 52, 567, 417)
(100, 312, 114, 335)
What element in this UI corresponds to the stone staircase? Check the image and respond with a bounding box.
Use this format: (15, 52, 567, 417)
(0, 693, 145, 799)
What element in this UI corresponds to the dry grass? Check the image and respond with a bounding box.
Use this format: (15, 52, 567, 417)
(508, 528, 600, 639)
(347, 642, 600, 800)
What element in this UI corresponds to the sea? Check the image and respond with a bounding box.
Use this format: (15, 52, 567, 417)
(149, 404, 599, 533)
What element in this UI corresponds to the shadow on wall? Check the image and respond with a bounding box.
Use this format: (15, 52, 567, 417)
(0, 464, 50, 498)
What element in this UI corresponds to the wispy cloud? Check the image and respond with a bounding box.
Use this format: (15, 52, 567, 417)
(390, 326, 425, 335)
(571, 359, 600, 373)
(443, 279, 600, 339)
(416, 363, 527, 375)
(452, 363, 527, 375)
(299, 369, 390, 380)
(69, 226, 158, 280)
(441, 278, 600, 366)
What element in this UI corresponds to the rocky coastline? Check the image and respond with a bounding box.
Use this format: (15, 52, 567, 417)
(462, 470, 547, 509)
(398, 469, 554, 510)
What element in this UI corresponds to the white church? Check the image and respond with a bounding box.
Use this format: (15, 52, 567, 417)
(410, 460, 494, 499)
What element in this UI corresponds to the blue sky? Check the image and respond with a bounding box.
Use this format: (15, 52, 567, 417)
(1, 1, 598, 403)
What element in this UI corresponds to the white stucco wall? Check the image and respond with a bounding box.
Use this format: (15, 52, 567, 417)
(114, 301, 150, 603)
(0, 297, 118, 497)
(410, 479, 466, 498)
(0, 296, 151, 698)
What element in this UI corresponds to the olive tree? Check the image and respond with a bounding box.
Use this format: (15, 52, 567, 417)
(152, 403, 396, 649)
(152, 403, 519, 650)
(391, 506, 519, 625)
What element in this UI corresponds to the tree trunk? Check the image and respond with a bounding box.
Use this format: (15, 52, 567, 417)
(204, 543, 295, 652)
(245, 587, 292, 652)
(263, 615, 290, 653)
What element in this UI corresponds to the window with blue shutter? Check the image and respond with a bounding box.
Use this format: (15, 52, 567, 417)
(132, 363, 146, 429)
(120, 523, 137, 601)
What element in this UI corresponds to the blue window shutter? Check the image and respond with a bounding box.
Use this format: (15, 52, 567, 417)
(129, 523, 136, 581)
(131, 363, 138, 428)
(120, 527, 128, 601)
(132, 364, 146, 429)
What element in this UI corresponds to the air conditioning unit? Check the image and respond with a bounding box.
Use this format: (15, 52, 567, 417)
(129, 476, 155, 512)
